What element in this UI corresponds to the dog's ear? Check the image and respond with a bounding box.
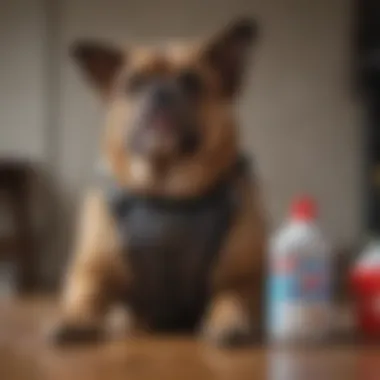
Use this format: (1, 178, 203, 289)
(70, 40, 124, 95)
(204, 17, 259, 97)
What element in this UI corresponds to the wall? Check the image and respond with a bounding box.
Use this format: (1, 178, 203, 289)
(0, 0, 47, 161)
(0, 0, 363, 284)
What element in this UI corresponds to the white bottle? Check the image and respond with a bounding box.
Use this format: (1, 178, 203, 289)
(267, 196, 332, 344)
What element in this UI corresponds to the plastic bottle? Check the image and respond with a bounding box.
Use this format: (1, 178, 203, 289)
(351, 237, 380, 339)
(267, 196, 332, 344)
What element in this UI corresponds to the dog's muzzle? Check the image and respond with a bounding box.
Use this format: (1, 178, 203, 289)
(129, 82, 200, 157)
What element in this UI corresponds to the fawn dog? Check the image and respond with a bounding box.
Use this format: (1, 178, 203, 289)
(52, 17, 266, 347)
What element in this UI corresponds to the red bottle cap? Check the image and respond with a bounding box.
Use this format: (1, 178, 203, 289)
(291, 196, 317, 221)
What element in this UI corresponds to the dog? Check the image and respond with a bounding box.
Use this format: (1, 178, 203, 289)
(52, 17, 267, 347)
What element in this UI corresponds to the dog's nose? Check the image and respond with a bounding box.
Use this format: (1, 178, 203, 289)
(152, 85, 176, 109)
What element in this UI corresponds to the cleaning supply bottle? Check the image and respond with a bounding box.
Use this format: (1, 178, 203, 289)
(351, 237, 380, 339)
(267, 196, 332, 344)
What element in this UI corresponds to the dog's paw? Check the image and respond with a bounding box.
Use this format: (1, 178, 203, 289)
(48, 322, 103, 346)
(201, 318, 254, 348)
(200, 294, 256, 348)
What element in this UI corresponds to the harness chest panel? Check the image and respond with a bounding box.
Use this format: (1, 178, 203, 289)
(105, 158, 250, 331)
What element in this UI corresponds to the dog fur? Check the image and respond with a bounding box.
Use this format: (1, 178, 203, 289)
(52, 17, 267, 347)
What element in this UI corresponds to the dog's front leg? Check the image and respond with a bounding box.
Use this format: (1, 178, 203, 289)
(201, 180, 266, 347)
(50, 189, 130, 345)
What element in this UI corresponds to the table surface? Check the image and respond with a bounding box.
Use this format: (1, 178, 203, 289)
(0, 297, 379, 380)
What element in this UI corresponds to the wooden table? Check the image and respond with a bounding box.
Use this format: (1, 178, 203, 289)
(0, 298, 379, 380)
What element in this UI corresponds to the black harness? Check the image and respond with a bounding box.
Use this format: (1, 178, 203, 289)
(103, 155, 252, 331)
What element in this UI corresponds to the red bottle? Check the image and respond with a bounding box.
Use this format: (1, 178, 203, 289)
(351, 240, 380, 337)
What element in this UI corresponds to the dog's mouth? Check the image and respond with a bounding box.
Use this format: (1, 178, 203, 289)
(126, 80, 202, 160)
(147, 109, 178, 134)
(129, 105, 200, 160)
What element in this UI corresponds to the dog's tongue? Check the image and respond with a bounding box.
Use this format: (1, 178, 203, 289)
(150, 111, 175, 132)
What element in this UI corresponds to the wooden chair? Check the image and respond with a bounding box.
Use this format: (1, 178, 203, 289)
(0, 161, 35, 293)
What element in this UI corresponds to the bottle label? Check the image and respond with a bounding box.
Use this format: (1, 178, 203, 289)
(267, 255, 298, 336)
(297, 257, 330, 302)
(267, 253, 330, 339)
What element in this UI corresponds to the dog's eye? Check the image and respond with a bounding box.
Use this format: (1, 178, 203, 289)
(177, 70, 203, 98)
(126, 74, 147, 93)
